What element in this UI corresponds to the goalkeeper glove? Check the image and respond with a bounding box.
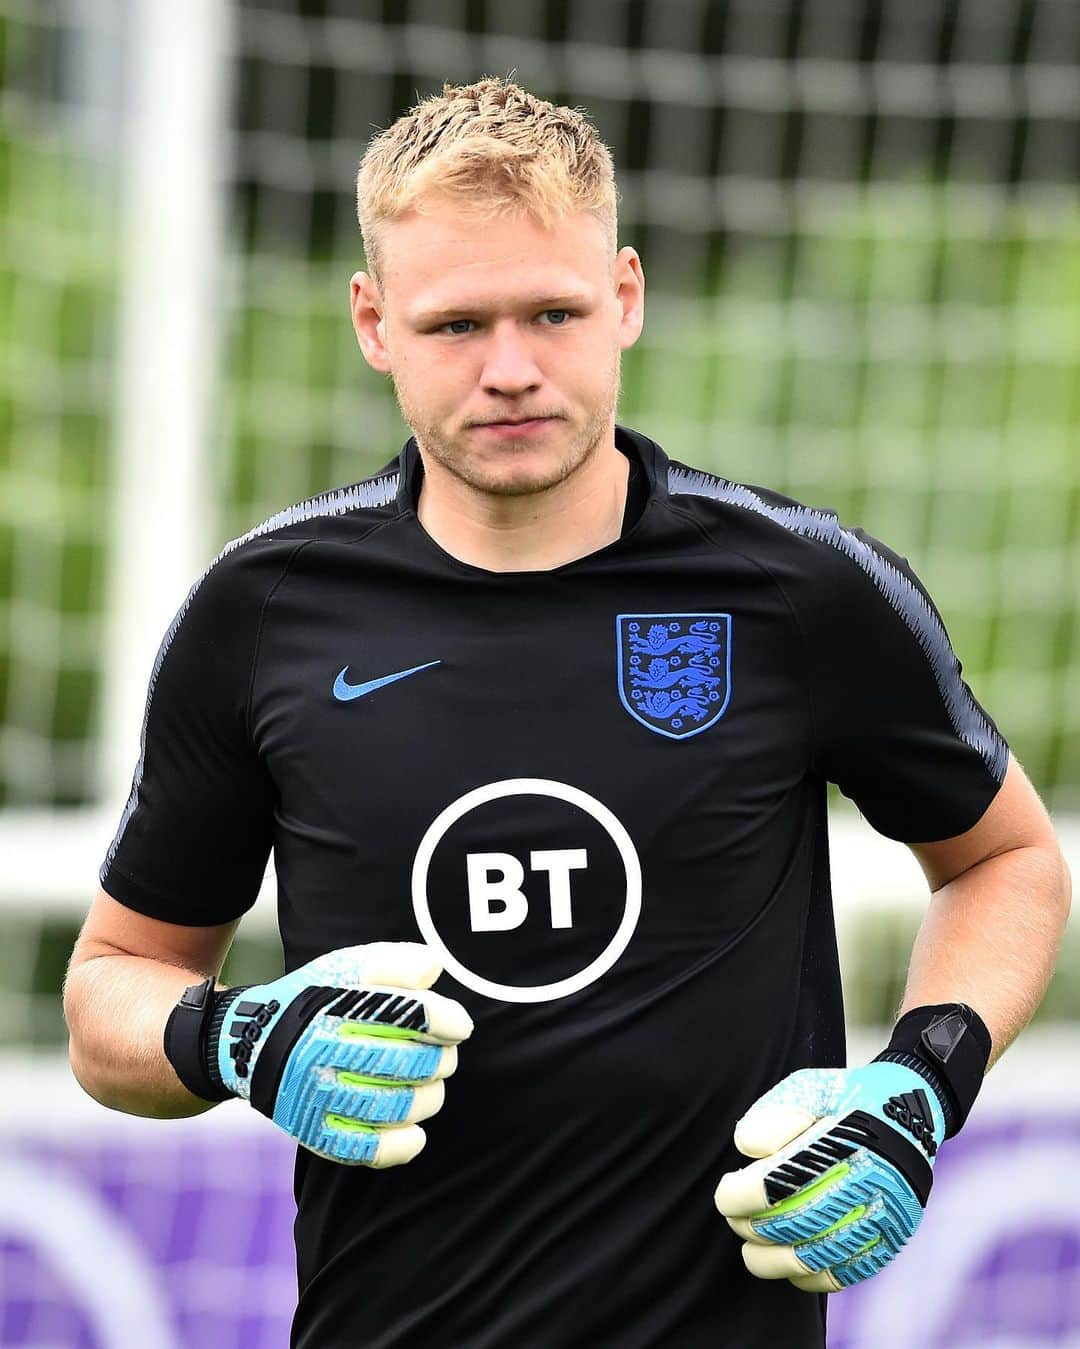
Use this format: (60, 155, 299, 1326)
(163, 942, 472, 1167)
(714, 1003, 991, 1292)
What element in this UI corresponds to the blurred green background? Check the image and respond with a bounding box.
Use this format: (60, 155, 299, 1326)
(1, 0, 1076, 1045)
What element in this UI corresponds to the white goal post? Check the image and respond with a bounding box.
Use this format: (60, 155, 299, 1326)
(0, 0, 232, 902)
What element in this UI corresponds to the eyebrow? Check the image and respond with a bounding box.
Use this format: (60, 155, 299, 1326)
(409, 293, 595, 327)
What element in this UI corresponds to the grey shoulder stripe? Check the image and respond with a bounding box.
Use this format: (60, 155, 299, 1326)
(101, 474, 400, 876)
(668, 465, 1007, 783)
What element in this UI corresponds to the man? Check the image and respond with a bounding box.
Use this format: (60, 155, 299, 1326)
(65, 78, 1069, 1347)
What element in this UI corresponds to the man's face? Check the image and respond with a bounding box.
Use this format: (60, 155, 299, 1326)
(351, 201, 644, 497)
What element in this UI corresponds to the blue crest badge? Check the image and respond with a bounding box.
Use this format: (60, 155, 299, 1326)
(617, 613, 732, 740)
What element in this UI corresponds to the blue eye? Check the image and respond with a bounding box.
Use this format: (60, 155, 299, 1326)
(445, 319, 473, 335)
(543, 310, 570, 325)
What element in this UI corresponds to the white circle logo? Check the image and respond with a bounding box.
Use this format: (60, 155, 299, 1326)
(411, 778, 642, 1003)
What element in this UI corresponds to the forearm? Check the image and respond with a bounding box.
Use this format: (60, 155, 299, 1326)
(898, 842, 1071, 1068)
(64, 954, 221, 1118)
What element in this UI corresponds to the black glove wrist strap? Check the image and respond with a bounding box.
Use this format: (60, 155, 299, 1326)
(164, 978, 250, 1104)
(873, 1002, 992, 1139)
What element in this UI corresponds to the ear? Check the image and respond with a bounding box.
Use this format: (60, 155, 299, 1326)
(614, 246, 645, 351)
(350, 271, 391, 373)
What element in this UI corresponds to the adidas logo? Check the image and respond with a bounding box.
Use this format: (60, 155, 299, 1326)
(883, 1088, 938, 1156)
(228, 998, 281, 1078)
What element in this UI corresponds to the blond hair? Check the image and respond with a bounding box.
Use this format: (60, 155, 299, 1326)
(356, 77, 618, 285)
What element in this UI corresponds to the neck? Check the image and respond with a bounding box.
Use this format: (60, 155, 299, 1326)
(414, 431, 631, 573)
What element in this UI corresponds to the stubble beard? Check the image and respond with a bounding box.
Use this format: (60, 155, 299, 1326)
(395, 362, 621, 499)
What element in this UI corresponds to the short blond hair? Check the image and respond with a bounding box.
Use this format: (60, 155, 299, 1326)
(356, 77, 618, 286)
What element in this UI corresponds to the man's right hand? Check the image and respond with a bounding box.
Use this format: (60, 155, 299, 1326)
(165, 942, 472, 1166)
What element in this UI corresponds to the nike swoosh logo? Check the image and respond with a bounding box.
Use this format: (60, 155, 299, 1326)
(332, 660, 441, 702)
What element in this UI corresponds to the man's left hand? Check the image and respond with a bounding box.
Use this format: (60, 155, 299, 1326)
(713, 1063, 946, 1292)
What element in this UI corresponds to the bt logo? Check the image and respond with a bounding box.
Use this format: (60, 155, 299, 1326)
(466, 849, 587, 932)
(412, 779, 641, 1003)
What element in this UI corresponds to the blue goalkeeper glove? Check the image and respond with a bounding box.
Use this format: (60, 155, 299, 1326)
(714, 1003, 991, 1292)
(164, 942, 472, 1168)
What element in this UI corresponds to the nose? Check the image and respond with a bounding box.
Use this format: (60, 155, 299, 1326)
(479, 321, 543, 398)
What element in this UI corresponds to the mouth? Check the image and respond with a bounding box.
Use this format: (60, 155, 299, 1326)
(472, 416, 559, 437)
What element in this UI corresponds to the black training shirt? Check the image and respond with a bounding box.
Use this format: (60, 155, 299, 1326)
(101, 426, 1007, 1349)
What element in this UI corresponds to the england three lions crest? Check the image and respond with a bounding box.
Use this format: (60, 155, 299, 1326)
(617, 614, 732, 740)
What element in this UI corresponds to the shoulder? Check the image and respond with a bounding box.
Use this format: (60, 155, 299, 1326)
(217, 461, 402, 566)
(192, 462, 404, 604)
(665, 456, 871, 566)
(663, 455, 928, 612)
(661, 453, 972, 686)
(148, 463, 404, 672)
(663, 454, 990, 732)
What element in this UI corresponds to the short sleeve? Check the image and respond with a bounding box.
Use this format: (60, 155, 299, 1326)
(100, 544, 282, 925)
(806, 527, 1008, 843)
